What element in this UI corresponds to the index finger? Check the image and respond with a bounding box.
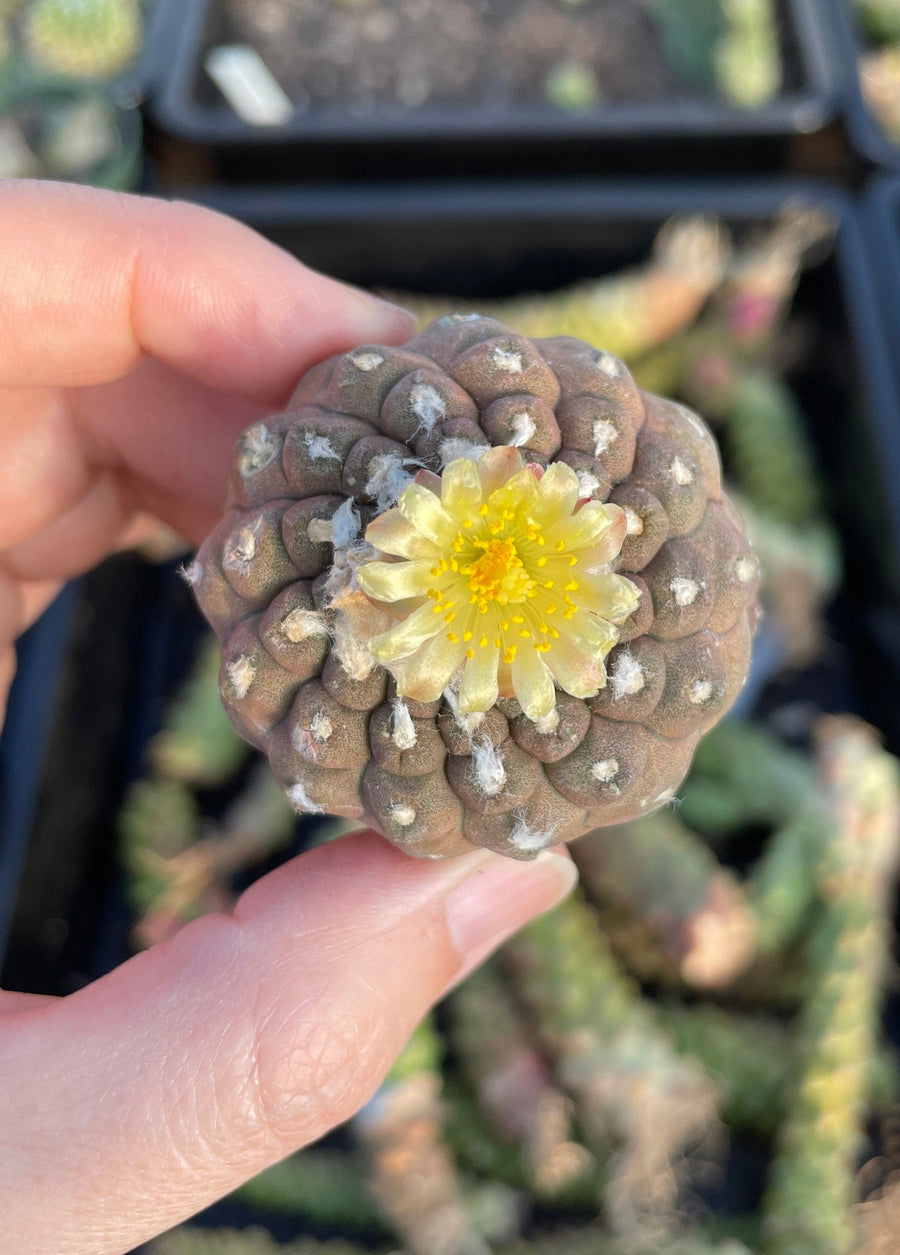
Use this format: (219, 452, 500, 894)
(0, 181, 414, 400)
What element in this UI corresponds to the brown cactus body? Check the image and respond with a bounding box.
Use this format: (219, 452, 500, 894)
(193, 316, 759, 860)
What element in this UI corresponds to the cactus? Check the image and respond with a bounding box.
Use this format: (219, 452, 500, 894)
(447, 961, 598, 1198)
(354, 1016, 492, 1255)
(25, 0, 141, 80)
(856, 0, 900, 45)
(574, 811, 756, 989)
(150, 634, 251, 787)
(502, 891, 721, 1241)
(762, 718, 900, 1255)
(233, 1149, 382, 1231)
(715, 0, 781, 108)
(192, 315, 758, 859)
(393, 217, 731, 361)
(146, 1231, 371, 1255)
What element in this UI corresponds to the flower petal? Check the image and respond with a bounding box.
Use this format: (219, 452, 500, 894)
(397, 482, 457, 545)
(440, 458, 483, 518)
(357, 559, 444, 604)
(370, 601, 445, 663)
(544, 631, 606, 699)
(558, 609, 620, 660)
(548, 500, 616, 551)
(512, 647, 557, 722)
(478, 445, 524, 496)
(459, 641, 501, 715)
(365, 509, 440, 559)
(532, 460, 580, 519)
(580, 573, 641, 621)
(389, 631, 468, 702)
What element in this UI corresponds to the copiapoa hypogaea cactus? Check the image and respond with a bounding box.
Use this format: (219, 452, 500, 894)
(191, 315, 759, 860)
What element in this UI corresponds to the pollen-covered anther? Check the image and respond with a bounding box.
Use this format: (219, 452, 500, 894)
(356, 448, 638, 724)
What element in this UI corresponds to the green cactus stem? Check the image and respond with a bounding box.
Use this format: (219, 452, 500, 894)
(448, 961, 598, 1198)
(573, 812, 757, 989)
(715, 0, 781, 107)
(232, 1149, 383, 1231)
(146, 1230, 375, 1255)
(762, 718, 900, 1255)
(25, 0, 141, 80)
(150, 634, 250, 787)
(503, 892, 721, 1241)
(745, 800, 828, 957)
(388, 216, 731, 362)
(354, 1016, 492, 1255)
(498, 1227, 756, 1255)
(678, 720, 816, 840)
(856, 0, 900, 45)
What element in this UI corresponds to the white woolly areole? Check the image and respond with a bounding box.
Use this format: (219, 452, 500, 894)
(689, 679, 713, 706)
(536, 710, 561, 735)
(439, 438, 491, 467)
(623, 506, 644, 536)
(593, 419, 618, 457)
(443, 686, 485, 737)
(390, 700, 418, 751)
(288, 781, 324, 814)
(389, 804, 417, 827)
(330, 498, 362, 549)
(596, 352, 624, 378)
(348, 350, 384, 372)
(576, 470, 603, 498)
(591, 758, 619, 784)
(323, 540, 394, 681)
(310, 711, 333, 742)
(303, 431, 341, 462)
(307, 518, 334, 544)
(223, 518, 262, 571)
(609, 652, 645, 699)
(509, 411, 537, 447)
(181, 559, 202, 587)
(669, 457, 694, 486)
(735, 557, 756, 584)
(508, 812, 559, 853)
(238, 422, 279, 477)
(670, 576, 702, 607)
(279, 608, 330, 643)
(491, 347, 523, 374)
(226, 655, 256, 700)
(472, 736, 507, 797)
(365, 453, 417, 513)
(451, 313, 482, 323)
(409, 383, 446, 433)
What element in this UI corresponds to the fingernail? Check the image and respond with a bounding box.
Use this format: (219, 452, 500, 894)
(340, 282, 417, 338)
(445, 850, 578, 977)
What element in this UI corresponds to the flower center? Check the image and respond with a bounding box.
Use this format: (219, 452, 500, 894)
(463, 537, 535, 607)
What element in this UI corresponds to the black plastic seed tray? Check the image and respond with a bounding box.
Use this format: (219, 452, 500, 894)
(147, 0, 837, 181)
(862, 177, 900, 397)
(824, 0, 900, 171)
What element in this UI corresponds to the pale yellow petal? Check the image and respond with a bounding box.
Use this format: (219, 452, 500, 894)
(512, 647, 556, 722)
(440, 458, 483, 518)
(478, 445, 524, 496)
(397, 482, 457, 544)
(544, 632, 606, 699)
(357, 559, 444, 604)
(370, 601, 445, 663)
(547, 500, 615, 551)
(580, 573, 641, 621)
(532, 460, 580, 519)
(365, 510, 440, 559)
(459, 642, 501, 715)
(486, 465, 539, 517)
(558, 610, 619, 660)
(389, 631, 468, 702)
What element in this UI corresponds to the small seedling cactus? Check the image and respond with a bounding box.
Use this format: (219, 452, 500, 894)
(192, 317, 759, 859)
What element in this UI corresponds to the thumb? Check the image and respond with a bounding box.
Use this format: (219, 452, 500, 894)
(0, 830, 577, 1255)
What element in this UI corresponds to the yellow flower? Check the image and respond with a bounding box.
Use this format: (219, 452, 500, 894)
(357, 447, 639, 722)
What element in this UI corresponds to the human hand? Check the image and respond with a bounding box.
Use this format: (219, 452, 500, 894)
(0, 182, 578, 1255)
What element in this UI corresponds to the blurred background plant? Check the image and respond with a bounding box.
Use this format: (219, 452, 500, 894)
(103, 213, 900, 1254)
(855, 0, 900, 143)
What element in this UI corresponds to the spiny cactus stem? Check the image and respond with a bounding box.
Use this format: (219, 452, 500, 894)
(762, 717, 900, 1255)
(573, 811, 757, 989)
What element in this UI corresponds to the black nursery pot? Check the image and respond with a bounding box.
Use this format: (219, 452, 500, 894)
(863, 177, 900, 396)
(824, 0, 900, 171)
(147, 0, 837, 182)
